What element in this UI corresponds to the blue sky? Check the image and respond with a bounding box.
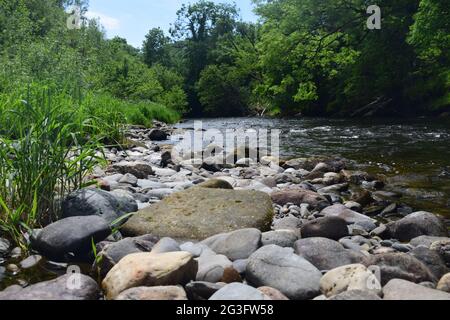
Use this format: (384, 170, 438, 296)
(87, 0, 258, 48)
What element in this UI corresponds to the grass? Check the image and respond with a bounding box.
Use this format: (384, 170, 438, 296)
(0, 84, 181, 248)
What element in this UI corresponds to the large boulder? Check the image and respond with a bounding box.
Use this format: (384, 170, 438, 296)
(383, 279, 450, 300)
(0, 274, 99, 300)
(246, 245, 322, 300)
(31, 216, 111, 262)
(300, 217, 349, 240)
(385, 211, 448, 242)
(294, 238, 365, 271)
(102, 251, 197, 299)
(115, 286, 187, 300)
(121, 187, 273, 240)
(201, 228, 261, 261)
(320, 264, 382, 298)
(271, 189, 329, 210)
(362, 252, 436, 285)
(61, 188, 138, 224)
(209, 283, 269, 300)
(320, 204, 377, 231)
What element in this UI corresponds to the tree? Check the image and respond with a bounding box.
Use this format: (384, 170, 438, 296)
(142, 28, 169, 66)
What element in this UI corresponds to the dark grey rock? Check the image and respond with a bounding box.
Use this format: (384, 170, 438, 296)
(385, 211, 448, 242)
(362, 252, 436, 285)
(0, 274, 100, 300)
(31, 216, 111, 262)
(151, 237, 180, 254)
(300, 216, 349, 241)
(246, 245, 322, 300)
(410, 246, 449, 280)
(185, 281, 225, 300)
(97, 234, 158, 277)
(61, 188, 138, 224)
(149, 129, 169, 141)
(201, 228, 262, 261)
(261, 230, 298, 247)
(294, 237, 365, 271)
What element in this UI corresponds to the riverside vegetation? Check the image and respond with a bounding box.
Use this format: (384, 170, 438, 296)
(0, 0, 449, 300)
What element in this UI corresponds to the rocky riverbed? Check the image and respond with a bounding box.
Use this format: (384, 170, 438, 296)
(0, 121, 450, 300)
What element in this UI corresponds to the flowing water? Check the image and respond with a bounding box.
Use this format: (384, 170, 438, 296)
(176, 117, 450, 217)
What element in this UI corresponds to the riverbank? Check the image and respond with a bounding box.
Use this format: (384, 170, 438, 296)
(0, 121, 450, 300)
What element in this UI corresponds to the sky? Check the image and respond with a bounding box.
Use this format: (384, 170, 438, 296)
(86, 0, 258, 48)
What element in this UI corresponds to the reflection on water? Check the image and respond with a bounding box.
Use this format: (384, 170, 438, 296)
(176, 117, 450, 216)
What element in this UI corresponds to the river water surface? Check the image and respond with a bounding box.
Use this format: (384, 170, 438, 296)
(176, 117, 450, 217)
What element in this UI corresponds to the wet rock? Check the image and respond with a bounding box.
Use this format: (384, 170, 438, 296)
(437, 273, 450, 293)
(410, 246, 449, 280)
(196, 253, 233, 283)
(148, 129, 169, 141)
(102, 251, 198, 299)
(61, 188, 138, 224)
(271, 189, 329, 210)
(261, 230, 298, 247)
(383, 279, 450, 300)
(320, 264, 381, 297)
(300, 217, 349, 241)
(31, 216, 111, 262)
(19, 255, 42, 269)
(321, 204, 376, 231)
(121, 188, 273, 240)
(111, 161, 154, 179)
(0, 274, 100, 300)
(96, 235, 158, 277)
(246, 245, 322, 300)
(385, 211, 448, 242)
(294, 237, 365, 271)
(151, 237, 180, 254)
(362, 252, 436, 285)
(328, 290, 382, 300)
(258, 287, 289, 300)
(185, 281, 225, 300)
(201, 228, 261, 261)
(209, 283, 270, 300)
(115, 286, 187, 300)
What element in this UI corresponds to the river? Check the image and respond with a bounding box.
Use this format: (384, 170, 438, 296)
(175, 117, 450, 217)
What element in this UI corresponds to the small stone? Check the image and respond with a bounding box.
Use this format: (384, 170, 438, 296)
(115, 286, 187, 300)
(261, 230, 298, 247)
(19, 255, 42, 269)
(196, 253, 233, 283)
(257, 287, 289, 300)
(151, 237, 180, 254)
(209, 283, 270, 300)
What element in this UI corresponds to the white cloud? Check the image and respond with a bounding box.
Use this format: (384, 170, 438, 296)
(85, 11, 120, 31)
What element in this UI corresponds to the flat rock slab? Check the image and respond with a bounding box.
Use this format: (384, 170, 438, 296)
(0, 274, 99, 300)
(121, 187, 273, 240)
(383, 279, 450, 300)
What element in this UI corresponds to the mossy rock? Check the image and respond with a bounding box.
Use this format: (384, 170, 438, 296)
(121, 187, 274, 240)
